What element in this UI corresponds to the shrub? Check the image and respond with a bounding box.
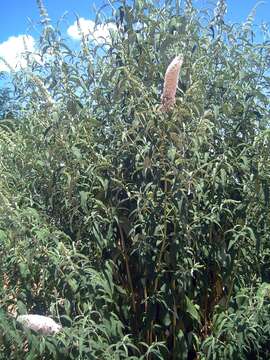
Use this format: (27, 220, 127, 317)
(0, 0, 270, 359)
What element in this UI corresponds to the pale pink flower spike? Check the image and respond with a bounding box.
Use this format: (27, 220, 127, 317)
(16, 314, 62, 335)
(161, 55, 184, 112)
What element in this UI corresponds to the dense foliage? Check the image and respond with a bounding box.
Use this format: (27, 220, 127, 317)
(0, 0, 270, 359)
(0, 73, 13, 119)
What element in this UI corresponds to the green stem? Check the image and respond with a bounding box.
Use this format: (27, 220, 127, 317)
(118, 224, 136, 314)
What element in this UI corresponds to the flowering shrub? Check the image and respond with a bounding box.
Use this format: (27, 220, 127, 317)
(0, 0, 270, 359)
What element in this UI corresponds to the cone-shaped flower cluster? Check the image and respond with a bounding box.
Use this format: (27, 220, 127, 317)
(30, 74, 54, 107)
(161, 55, 183, 112)
(17, 315, 62, 335)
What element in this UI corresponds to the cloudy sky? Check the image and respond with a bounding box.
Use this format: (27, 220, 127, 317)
(0, 0, 269, 72)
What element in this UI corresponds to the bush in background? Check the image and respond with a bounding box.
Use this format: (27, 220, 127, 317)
(0, 0, 270, 358)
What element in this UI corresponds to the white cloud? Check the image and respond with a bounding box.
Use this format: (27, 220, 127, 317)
(67, 18, 116, 43)
(0, 35, 35, 72)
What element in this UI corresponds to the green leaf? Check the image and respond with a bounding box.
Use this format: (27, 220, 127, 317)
(185, 296, 201, 324)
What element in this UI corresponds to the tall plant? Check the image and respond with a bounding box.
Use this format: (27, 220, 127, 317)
(0, 0, 270, 359)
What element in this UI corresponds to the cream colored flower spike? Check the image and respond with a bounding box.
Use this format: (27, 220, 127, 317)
(161, 55, 183, 112)
(17, 314, 62, 335)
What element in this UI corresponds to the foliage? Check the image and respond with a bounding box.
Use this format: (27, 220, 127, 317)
(0, 73, 13, 119)
(0, 0, 270, 359)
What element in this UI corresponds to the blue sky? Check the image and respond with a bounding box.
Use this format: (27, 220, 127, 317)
(0, 0, 269, 72)
(0, 0, 99, 43)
